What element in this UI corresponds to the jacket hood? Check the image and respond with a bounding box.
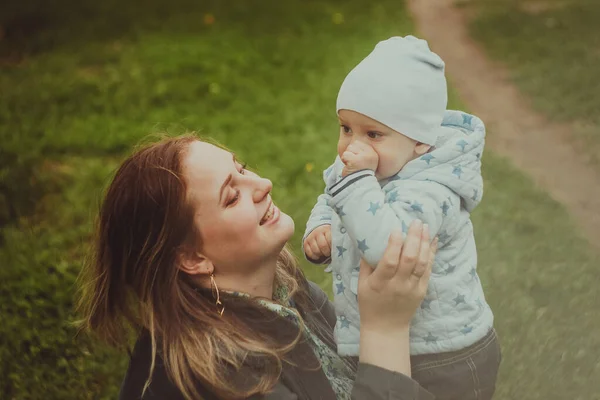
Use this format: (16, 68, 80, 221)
(388, 110, 485, 212)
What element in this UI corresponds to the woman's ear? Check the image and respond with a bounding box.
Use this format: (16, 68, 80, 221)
(415, 142, 432, 156)
(178, 249, 214, 276)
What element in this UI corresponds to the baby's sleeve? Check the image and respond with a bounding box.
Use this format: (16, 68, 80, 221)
(302, 158, 345, 265)
(327, 171, 450, 267)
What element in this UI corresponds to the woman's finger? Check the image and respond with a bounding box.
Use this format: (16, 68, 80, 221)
(423, 236, 438, 277)
(398, 220, 423, 280)
(431, 236, 439, 259)
(316, 232, 331, 257)
(418, 238, 436, 293)
(325, 229, 332, 250)
(370, 229, 404, 284)
(411, 224, 431, 279)
(358, 258, 375, 282)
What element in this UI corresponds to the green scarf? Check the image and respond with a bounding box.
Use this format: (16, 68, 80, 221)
(231, 286, 356, 399)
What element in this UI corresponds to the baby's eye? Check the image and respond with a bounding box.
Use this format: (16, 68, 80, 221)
(341, 125, 351, 134)
(367, 131, 382, 139)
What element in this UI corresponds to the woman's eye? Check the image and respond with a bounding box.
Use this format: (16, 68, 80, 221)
(341, 125, 351, 134)
(227, 190, 240, 206)
(368, 131, 381, 139)
(239, 163, 247, 175)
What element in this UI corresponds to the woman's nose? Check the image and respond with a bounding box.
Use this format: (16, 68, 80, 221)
(252, 176, 272, 202)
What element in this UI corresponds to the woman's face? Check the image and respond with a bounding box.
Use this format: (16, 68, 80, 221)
(183, 141, 294, 275)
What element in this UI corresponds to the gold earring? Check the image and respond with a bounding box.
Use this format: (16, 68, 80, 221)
(210, 273, 224, 316)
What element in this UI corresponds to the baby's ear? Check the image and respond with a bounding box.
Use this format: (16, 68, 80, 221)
(415, 142, 432, 156)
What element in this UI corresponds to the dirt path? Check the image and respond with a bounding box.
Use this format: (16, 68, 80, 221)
(408, 0, 600, 248)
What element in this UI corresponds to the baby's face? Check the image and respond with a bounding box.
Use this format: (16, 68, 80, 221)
(337, 110, 430, 180)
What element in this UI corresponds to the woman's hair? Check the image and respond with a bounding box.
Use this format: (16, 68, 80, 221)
(77, 134, 323, 399)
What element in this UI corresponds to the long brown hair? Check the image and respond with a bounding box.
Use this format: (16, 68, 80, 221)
(77, 134, 324, 399)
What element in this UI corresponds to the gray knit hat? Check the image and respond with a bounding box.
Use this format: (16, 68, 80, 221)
(336, 36, 447, 145)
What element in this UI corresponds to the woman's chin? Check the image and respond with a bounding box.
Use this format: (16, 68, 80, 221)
(279, 212, 295, 237)
(260, 210, 294, 250)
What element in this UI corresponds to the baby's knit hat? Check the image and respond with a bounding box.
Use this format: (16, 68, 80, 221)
(336, 36, 447, 146)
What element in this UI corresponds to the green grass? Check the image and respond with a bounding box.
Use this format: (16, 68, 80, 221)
(1, 0, 599, 398)
(464, 0, 600, 167)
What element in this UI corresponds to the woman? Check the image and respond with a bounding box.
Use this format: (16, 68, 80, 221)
(78, 135, 438, 399)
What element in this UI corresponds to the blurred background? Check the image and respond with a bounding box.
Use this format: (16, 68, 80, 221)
(1, 0, 598, 398)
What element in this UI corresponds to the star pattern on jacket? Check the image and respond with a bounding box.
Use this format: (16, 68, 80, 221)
(357, 239, 369, 253)
(444, 263, 457, 275)
(411, 201, 424, 213)
(367, 201, 381, 216)
(460, 325, 473, 335)
(424, 332, 439, 344)
(441, 201, 450, 216)
(421, 153, 435, 165)
(401, 220, 409, 234)
(387, 190, 399, 203)
(469, 267, 478, 281)
(339, 315, 350, 329)
(453, 294, 466, 306)
(452, 165, 463, 178)
(421, 298, 433, 310)
(437, 230, 451, 244)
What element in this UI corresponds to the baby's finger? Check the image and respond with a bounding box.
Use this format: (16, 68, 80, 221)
(342, 151, 355, 163)
(304, 241, 316, 260)
(325, 229, 332, 249)
(308, 239, 322, 258)
(398, 220, 423, 280)
(371, 229, 403, 284)
(316, 232, 331, 257)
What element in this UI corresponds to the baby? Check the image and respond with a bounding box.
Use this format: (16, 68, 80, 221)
(303, 36, 500, 398)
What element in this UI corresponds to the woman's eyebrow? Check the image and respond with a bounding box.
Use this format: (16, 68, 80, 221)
(219, 153, 237, 204)
(219, 173, 232, 204)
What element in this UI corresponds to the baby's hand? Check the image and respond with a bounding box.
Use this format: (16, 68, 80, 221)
(304, 225, 332, 263)
(341, 142, 379, 177)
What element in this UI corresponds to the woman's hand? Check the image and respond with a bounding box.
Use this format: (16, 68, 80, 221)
(357, 220, 438, 375)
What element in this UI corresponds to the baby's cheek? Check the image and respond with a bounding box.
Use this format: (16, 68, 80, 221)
(337, 139, 348, 157)
(376, 151, 403, 179)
